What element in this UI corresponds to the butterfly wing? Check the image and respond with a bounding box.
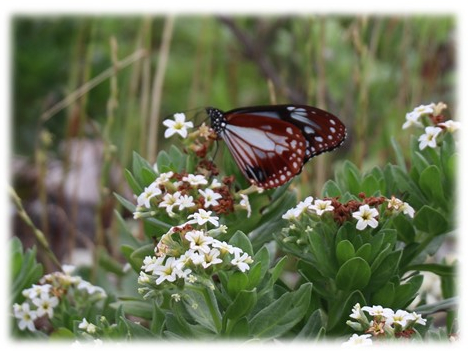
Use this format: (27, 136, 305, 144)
(220, 114, 307, 189)
(226, 104, 347, 162)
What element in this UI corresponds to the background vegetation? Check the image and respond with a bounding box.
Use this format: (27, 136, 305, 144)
(11, 15, 455, 281)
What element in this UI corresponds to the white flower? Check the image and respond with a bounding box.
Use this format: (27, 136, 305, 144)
(385, 309, 411, 328)
(209, 178, 222, 188)
(32, 292, 59, 318)
(187, 209, 220, 227)
(199, 188, 222, 208)
(77, 280, 107, 298)
(407, 311, 427, 326)
(293, 196, 314, 217)
(155, 171, 174, 185)
(231, 251, 253, 272)
(14, 303, 37, 331)
(309, 199, 334, 216)
(400, 201, 415, 218)
(153, 257, 185, 285)
(138, 271, 151, 284)
(186, 274, 198, 283)
(341, 334, 372, 346)
(202, 249, 223, 268)
(78, 318, 97, 334)
(410, 103, 435, 118)
(137, 182, 162, 208)
(188, 251, 206, 265)
(159, 191, 181, 216)
(62, 264, 76, 275)
(22, 283, 52, 299)
(418, 126, 442, 150)
(142, 255, 165, 274)
(212, 240, 235, 254)
(349, 303, 369, 323)
(185, 230, 214, 253)
(239, 194, 252, 218)
(352, 205, 379, 230)
(438, 119, 461, 133)
(282, 208, 298, 220)
(362, 305, 393, 318)
(182, 174, 208, 186)
(387, 196, 403, 211)
(171, 293, 181, 302)
(176, 194, 196, 211)
(402, 112, 424, 129)
(163, 113, 193, 139)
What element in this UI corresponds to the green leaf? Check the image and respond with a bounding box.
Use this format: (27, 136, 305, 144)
(229, 230, 253, 256)
(150, 302, 166, 336)
(132, 151, 155, 185)
(295, 309, 326, 339)
(335, 240, 355, 266)
(419, 165, 445, 205)
(355, 243, 372, 263)
(391, 137, 407, 172)
(111, 299, 153, 319)
(392, 274, 423, 309)
(123, 169, 143, 195)
(269, 256, 287, 286)
(322, 180, 342, 198)
(227, 271, 249, 298)
(308, 228, 338, 278)
(405, 263, 456, 277)
(392, 213, 415, 243)
(341, 160, 361, 195)
(49, 327, 75, 339)
(184, 285, 222, 334)
(371, 281, 395, 306)
(224, 289, 257, 321)
(114, 192, 136, 213)
(121, 316, 155, 338)
(250, 283, 312, 339)
(335, 257, 371, 291)
(361, 174, 381, 196)
(327, 290, 366, 333)
(228, 317, 249, 337)
(414, 205, 449, 236)
(370, 250, 402, 292)
(415, 297, 457, 315)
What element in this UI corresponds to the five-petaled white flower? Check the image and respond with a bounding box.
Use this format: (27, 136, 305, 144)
(418, 126, 442, 150)
(155, 171, 174, 185)
(32, 292, 59, 318)
(352, 204, 379, 231)
(212, 240, 235, 254)
(282, 208, 297, 220)
(199, 188, 222, 208)
(185, 230, 215, 253)
(438, 119, 461, 133)
(309, 199, 334, 216)
(231, 251, 253, 272)
(182, 174, 208, 186)
(22, 284, 52, 299)
(402, 112, 424, 130)
(239, 194, 252, 218)
(341, 333, 373, 346)
(187, 209, 220, 227)
(362, 305, 393, 318)
(410, 103, 435, 118)
(14, 303, 37, 332)
(202, 249, 223, 268)
(176, 194, 196, 211)
(153, 257, 186, 285)
(293, 196, 314, 217)
(407, 311, 427, 326)
(159, 191, 181, 216)
(385, 309, 411, 328)
(163, 113, 193, 139)
(137, 182, 162, 208)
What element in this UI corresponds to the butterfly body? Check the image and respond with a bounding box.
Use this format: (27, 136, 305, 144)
(207, 104, 346, 189)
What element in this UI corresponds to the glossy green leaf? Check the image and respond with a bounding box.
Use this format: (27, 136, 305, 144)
(405, 263, 456, 277)
(371, 281, 395, 306)
(227, 271, 249, 298)
(224, 289, 257, 321)
(335, 257, 371, 291)
(369, 250, 402, 292)
(392, 274, 423, 309)
(419, 165, 445, 205)
(392, 213, 415, 243)
(355, 243, 372, 262)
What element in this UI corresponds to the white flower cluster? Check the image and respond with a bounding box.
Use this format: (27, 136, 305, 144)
(402, 102, 460, 150)
(133, 171, 251, 219)
(12, 265, 107, 332)
(138, 218, 253, 291)
(282, 196, 334, 220)
(343, 303, 427, 345)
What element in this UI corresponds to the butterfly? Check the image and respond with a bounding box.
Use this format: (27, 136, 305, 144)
(206, 104, 346, 189)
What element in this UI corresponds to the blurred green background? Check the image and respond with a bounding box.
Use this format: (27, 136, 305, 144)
(11, 15, 455, 266)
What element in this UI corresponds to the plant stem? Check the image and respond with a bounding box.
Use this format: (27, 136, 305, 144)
(9, 187, 62, 269)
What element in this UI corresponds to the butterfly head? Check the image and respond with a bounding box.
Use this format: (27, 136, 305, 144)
(206, 107, 227, 136)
